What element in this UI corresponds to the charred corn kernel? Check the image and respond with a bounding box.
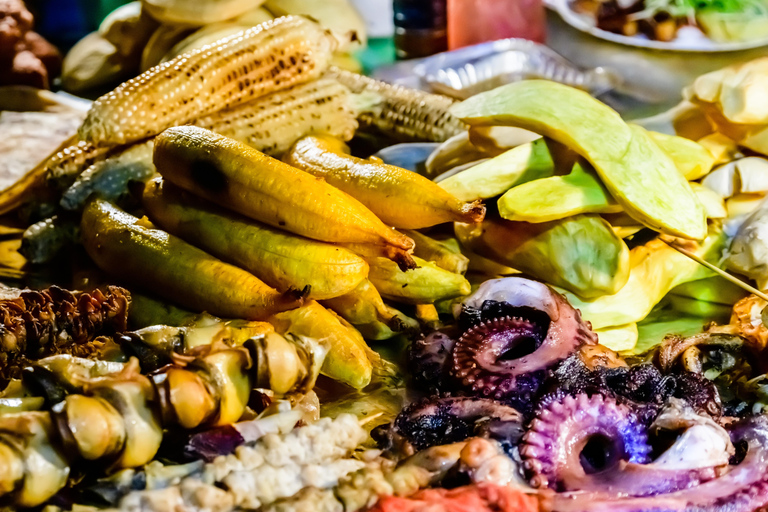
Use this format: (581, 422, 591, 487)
(405, 230, 469, 275)
(44, 140, 113, 190)
(61, 141, 156, 210)
(144, 177, 368, 300)
(270, 301, 372, 389)
(322, 279, 419, 340)
(328, 67, 466, 142)
(367, 256, 471, 305)
(196, 78, 358, 156)
(81, 198, 305, 319)
(284, 135, 485, 229)
(154, 126, 414, 261)
(20, 215, 80, 264)
(80, 16, 337, 146)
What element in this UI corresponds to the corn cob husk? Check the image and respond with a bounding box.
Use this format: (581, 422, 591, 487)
(79, 16, 337, 146)
(328, 67, 466, 142)
(0, 286, 131, 383)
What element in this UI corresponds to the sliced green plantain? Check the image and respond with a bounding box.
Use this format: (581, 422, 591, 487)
(455, 214, 630, 298)
(450, 80, 707, 240)
(689, 182, 727, 219)
(498, 162, 621, 222)
(437, 138, 555, 201)
(561, 230, 725, 330)
(646, 129, 716, 181)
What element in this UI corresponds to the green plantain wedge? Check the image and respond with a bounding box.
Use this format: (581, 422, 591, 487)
(645, 129, 715, 181)
(450, 80, 707, 240)
(455, 214, 630, 298)
(498, 162, 622, 222)
(437, 138, 555, 201)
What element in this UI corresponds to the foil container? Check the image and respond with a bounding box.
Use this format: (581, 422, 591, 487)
(373, 38, 621, 99)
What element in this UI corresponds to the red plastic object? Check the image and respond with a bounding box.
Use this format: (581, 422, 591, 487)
(447, 0, 547, 49)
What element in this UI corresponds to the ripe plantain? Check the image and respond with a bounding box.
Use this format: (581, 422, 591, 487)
(322, 279, 419, 341)
(270, 301, 373, 389)
(367, 256, 471, 305)
(143, 178, 369, 300)
(404, 230, 469, 275)
(284, 135, 485, 229)
(153, 126, 414, 265)
(81, 198, 304, 320)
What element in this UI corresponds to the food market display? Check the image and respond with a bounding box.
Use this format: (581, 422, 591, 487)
(5, 7, 768, 512)
(572, 0, 768, 43)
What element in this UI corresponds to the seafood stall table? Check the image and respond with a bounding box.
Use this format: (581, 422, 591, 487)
(2, 5, 768, 512)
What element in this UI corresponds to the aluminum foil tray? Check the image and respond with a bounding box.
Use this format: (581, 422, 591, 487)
(374, 38, 621, 99)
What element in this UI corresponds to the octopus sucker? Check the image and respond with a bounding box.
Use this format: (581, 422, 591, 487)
(451, 315, 548, 405)
(448, 278, 597, 409)
(550, 417, 768, 512)
(520, 392, 652, 491)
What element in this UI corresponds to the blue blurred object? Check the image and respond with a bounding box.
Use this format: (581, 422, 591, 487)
(26, 0, 131, 50)
(373, 143, 439, 173)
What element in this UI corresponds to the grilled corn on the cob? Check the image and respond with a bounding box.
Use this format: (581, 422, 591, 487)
(196, 78, 358, 156)
(58, 79, 360, 211)
(45, 141, 113, 190)
(79, 16, 337, 146)
(328, 67, 466, 142)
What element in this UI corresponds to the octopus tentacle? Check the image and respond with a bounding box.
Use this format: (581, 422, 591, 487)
(550, 417, 768, 512)
(452, 316, 548, 405)
(380, 395, 524, 453)
(520, 392, 652, 491)
(408, 328, 458, 392)
(450, 278, 597, 410)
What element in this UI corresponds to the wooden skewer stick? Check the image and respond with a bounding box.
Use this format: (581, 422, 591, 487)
(661, 238, 768, 303)
(358, 411, 385, 427)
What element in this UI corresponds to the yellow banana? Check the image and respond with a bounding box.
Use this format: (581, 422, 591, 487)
(143, 177, 369, 300)
(81, 198, 304, 320)
(270, 301, 373, 389)
(154, 126, 414, 265)
(367, 256, 471, 305)
(284, 135, 485, 229)
(404, 230, 469, 275)
(322, 279, 419, 341)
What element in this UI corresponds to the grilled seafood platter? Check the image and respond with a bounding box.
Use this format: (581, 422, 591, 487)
(5, 13, 768, 512)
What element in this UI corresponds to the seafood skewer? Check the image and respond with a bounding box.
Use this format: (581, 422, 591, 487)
(0, 322, 329, 507)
